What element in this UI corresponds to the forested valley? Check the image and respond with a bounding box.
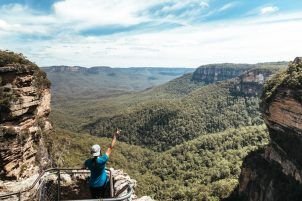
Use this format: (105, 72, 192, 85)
(46, 62, 287, 200)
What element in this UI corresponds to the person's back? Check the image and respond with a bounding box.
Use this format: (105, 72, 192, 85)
(85, 154, 109, 188)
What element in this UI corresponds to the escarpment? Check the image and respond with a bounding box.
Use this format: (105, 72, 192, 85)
(192, 63, 285, 97)
(192, 64, 252, 83)
(229, 57, 302, 201)
(231, 68, 278, 96)
(0, 51, 52, 180)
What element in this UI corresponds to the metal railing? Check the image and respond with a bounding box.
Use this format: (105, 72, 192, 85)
(0, 168, 133, 201)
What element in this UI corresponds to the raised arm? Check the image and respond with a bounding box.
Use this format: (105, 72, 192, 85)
(106, 129, 121, 157)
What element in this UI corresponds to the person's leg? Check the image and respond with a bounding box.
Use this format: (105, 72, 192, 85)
(101, 177, 110, 198)
(90, 187, 102, 199)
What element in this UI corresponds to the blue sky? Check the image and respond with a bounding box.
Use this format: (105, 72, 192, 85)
(0, 0, 302, 67)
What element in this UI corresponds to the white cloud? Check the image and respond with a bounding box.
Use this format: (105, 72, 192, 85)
(218, 2, 236, 12)
(53, 0, 165, 28)
(0, 4, 57, 35)
(0, 1, 301, 67)
(260, 6, 279, 15)
(7, 12, 300, 67)
(200, 1, 209, 8)
(0, 19, 10, 30)
(161, 0, 209, 12)
(151, 0, 210, 24)
(51, 0, 211, 30)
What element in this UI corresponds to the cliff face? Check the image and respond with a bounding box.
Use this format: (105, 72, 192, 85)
(192, 63, 288, 95)
(0, 51, 52, 180)
(231, 68, 277, 96)
(192, 64, 253, 83)
(233, 57, 302, 201)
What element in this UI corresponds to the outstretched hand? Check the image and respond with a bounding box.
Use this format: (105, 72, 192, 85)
(114, 128, 121, 137)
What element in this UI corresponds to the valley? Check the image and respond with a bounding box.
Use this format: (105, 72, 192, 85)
(43, 66, 195, 103)
(45, 61, 288, 200)
(1, 1, 301, 200)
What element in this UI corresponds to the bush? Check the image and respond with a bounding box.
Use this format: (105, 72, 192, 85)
(262, 58, 302, 105)
(0, 50, 37, 68)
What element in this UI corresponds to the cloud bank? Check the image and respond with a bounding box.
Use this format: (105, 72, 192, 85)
(0, 0, 302, 67)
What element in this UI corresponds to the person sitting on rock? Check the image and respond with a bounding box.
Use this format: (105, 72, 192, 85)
(84, 129, 120, 199)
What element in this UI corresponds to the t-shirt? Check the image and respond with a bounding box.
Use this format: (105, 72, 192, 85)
(85, 154, 109, 187)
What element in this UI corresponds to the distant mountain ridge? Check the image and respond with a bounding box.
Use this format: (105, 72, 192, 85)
(43, 65, 110, 73)
(43, 62, 288, 103)
(42, 65, 193, 75)
(43, 65, 195, 102)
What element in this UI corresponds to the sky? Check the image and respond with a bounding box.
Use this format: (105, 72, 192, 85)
(0, 0, 302, 67)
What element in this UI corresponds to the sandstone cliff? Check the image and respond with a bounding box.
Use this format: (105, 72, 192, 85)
(228, 57, 302, 201)
(0, 51, 52, 180)
(192, 64, 253, 83)
(231, 68, 278, 96)
(192, 62, 288, 98)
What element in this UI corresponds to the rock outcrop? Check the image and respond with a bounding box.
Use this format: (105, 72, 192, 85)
(229, 57, 302, 201)
(55, 168, 153, 200)
(231, 68, 278, 96)
(192, 62, 288, 96)
(192, 64, 253, 83)
(0, 51, 52, 180)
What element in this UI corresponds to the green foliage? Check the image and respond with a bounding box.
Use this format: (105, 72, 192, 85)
(81, 80, 262, 151)
(46, 125, 268, 200)
(262, 59, 302, 104)
(46, 62, 285, 200)
(50, 62, 285, 135)
(33, 69, 51, 90)
(152, 73, 205, 96)
(261, 69, 287, 103)
(0, 50, 37, 68)
(0, 50, 50, 107)
(254, 61, 288, 70)
(283, 60, 302, 88)
(0, 87, 16, 106)
(150, 125, 268, 200)
(45, 67, 195, 102)
(49, 73, 200, 132)
(44, 128, 161, 196)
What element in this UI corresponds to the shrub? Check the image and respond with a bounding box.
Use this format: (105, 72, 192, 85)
(0, 50, 37, 68)
(261, 58, 302, 106)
